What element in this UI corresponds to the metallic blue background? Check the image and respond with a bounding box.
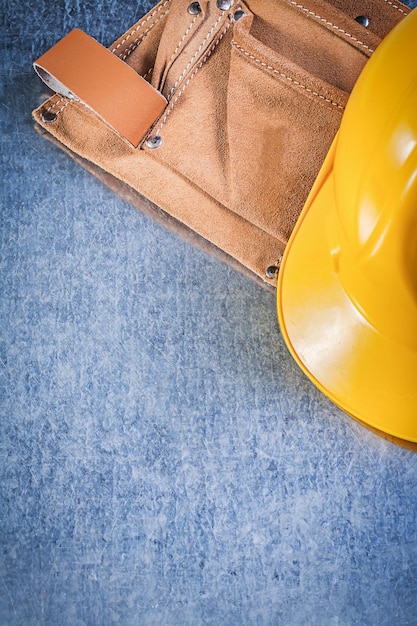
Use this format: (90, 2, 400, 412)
(1, 1, 416, 624)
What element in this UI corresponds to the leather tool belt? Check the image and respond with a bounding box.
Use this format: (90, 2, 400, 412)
(33, 0, 409, 284)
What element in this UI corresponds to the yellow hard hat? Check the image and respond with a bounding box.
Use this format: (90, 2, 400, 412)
(277, 9, 417, 447)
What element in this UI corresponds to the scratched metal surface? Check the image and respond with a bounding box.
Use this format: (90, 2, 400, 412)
(1, 1, 417, 625)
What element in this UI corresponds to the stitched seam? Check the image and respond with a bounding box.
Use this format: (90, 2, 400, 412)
(169, 14, 199, 63)
(288, 0, 374, 53)
(232, 41, 345, 110)
(167, 12, 225, 100)
(156, 21, 233, 135)
(46, 97, 70, 117)
(117, 8, 171, 60)
(142, 67, 154, 80)
(382, 0, 407, 15)
(112, 0, 171, 52)
(111, 0, 171, 54)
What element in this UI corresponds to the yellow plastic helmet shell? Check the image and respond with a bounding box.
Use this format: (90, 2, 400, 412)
(277, 9, 417, 447)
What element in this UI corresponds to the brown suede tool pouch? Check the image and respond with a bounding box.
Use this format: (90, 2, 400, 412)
(33, 0, 409, 285)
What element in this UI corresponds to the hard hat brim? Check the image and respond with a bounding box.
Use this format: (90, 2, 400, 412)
(277, 138, 417, 447)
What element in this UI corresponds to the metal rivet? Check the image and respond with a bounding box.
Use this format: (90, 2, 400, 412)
(188, 1, 201, 14)
(233, 8, 246, 20)
(41, 110, 57, 123)
(265, 265, 279, 279)
(355, 15, 369, 27)
(217, 0, 232, 10)
(145, 135, 163, 149)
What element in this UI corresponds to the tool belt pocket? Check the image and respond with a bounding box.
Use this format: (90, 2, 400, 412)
(33, 0, 410, 282)
(143, 0, 379, 246)
(226, 11, 351, 245)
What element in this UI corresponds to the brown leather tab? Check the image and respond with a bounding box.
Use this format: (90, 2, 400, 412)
(34, 29, 167, 147)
